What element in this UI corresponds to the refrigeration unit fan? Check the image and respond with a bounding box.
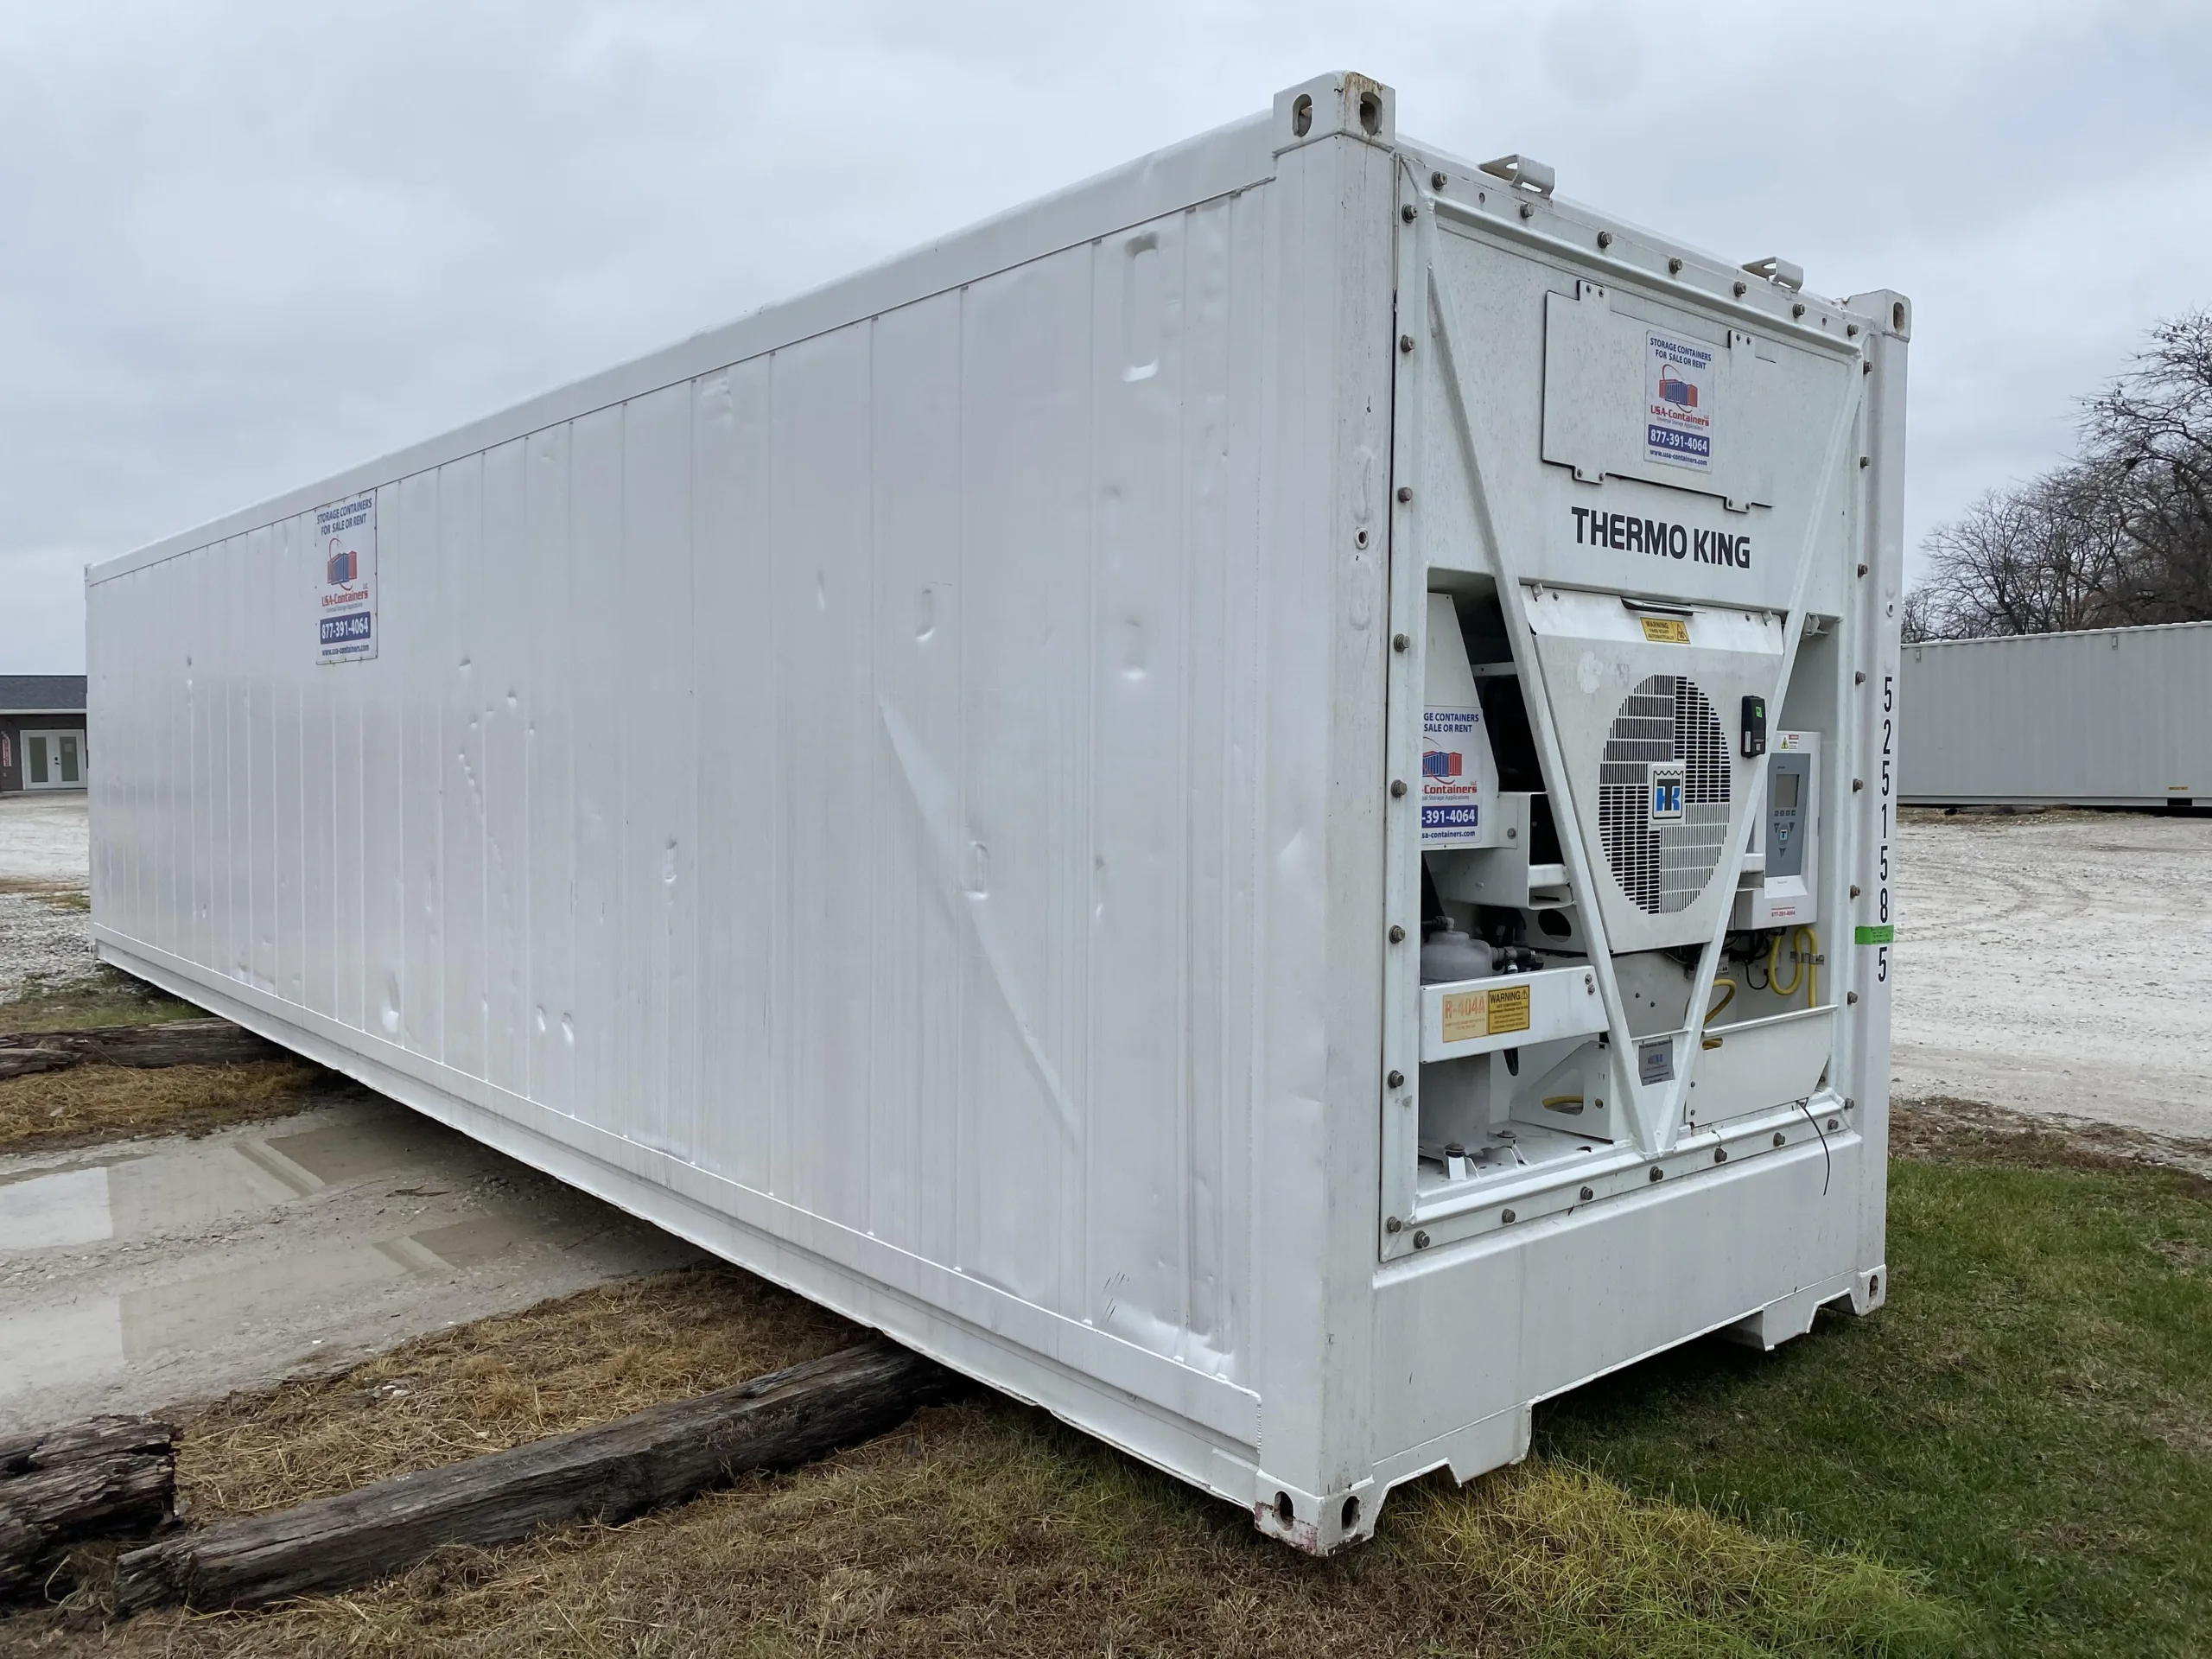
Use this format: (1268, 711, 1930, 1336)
(1598, 673, 1732, 915)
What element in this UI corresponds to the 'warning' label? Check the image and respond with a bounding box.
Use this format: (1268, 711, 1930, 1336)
(1440, 983, 1533, 1044)
(1639, 616, 1691, 645)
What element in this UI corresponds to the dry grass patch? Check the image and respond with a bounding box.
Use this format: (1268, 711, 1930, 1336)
(0, 964, 203, 1036)
(0, 1058, 334, 1156)
(1895, 1094, 2212, 1187)
(179, 1264, 861, 1518)
(23, 1409, 1961, 1658)
(7, 1268, 1960, 1658)
(0, 876, 86, 898)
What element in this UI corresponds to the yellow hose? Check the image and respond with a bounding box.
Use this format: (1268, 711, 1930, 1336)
(1769, 931, 1801, 997)
(1769, 927, 1820, 1007)
(1705, 978, 1736, 1023)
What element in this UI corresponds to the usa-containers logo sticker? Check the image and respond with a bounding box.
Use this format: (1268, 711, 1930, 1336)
(1421, 707, 1483, 842)
(315, 493, 378, 664)
(1644, 332, 1715, 471)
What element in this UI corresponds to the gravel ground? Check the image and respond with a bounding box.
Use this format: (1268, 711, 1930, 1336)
(0, 890, 96, 998)
(0, 790, 89, 884)
(1891, 809, 2212, 1140)
(0, 791, 95, 1001)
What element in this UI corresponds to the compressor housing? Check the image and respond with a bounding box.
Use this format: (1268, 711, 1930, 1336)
(85, 72, 1908, 1553)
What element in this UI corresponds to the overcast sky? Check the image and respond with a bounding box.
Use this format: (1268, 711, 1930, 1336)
(5, 0, 2208, 672)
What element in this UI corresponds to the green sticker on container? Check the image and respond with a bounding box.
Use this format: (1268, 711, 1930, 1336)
(1854, 925, 1894, 944)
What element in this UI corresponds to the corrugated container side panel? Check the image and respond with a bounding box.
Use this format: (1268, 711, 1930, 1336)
(303, 527, 338, 1023)
(225, 536, 251, 987)
(110, 564, 130, 938)
(227, 540, 251, 984)
(1902, 624, 2212, 802)
(1086, 209, 1190, 1346)
(440, 455, 488, 1083)
(621, 385, 698, 1163)
(179, 560, 200, 960)
(569, 406, 626, 1147)
(479, 437, 531, 1099)
(93, 570, 120, 926)
(276, 518, 308, 1009)
(397, 472, 442, 1058)
(216, 540, 238, 982)
(113, 564, 137, 943)
(182, 552, 205, 965)
(956, 245, 1095, 1312)
(1204, 185, 1268, 1370)
(333, 607, 365, 1034)
(770, 327, 878, 1228)
(693, 359, 775, 1192)
(864, 291, 965, 1263)
(166, 563, 187, 957)
(90, 573, 117, 927)
(523, 429, 575, 1109)
(249, 524, 279, 998)
(87, 161, 1298, 1405)
(363, 483, 407, 1045)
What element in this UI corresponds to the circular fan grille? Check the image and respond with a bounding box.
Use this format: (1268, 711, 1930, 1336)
(1599, 673, 1732, 915)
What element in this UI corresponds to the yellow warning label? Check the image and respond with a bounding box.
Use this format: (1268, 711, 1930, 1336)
(1639, 616, 1691, 645)
(1440, 991, 1489, 1044)
(1439, 983, 1533, 1043)
(1486, 982, 1531, 1034)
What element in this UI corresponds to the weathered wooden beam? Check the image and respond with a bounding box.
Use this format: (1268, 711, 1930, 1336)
(0, 1417, 175, 1601)
(117, 1340, 957, 1612)
(0, 1046, 74, 1082)
(0, 1019, 282, 1076)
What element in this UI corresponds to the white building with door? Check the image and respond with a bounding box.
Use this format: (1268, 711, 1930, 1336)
(0, 675, 89, 793)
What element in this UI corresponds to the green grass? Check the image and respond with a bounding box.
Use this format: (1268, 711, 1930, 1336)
(0, 963, 202, 1034)
(1539, 1125, 2212, 1657)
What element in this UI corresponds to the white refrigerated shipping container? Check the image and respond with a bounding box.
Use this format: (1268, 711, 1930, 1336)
(1900, 621, 2212, 809)
(86, 73, 1910, 1552)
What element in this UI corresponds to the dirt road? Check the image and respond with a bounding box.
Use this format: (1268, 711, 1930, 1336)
(1891, 810, 2212, 1139)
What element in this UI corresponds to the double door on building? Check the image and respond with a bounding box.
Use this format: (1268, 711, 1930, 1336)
(20, 729, 85, 789)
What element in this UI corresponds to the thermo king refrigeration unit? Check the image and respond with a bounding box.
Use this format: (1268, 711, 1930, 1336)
(86, 73, 1908, 1552)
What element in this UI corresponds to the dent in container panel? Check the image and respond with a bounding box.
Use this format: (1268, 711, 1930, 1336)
(524, 427, 575, 1109)
(693, 359, 775, 1192)
(438, 452, 489, 1084)
(956, 244, 1092, 1313)
(620, 384, 700, 1167)
(479, 437, 532, 1101)
(864, 289, 966, 1268)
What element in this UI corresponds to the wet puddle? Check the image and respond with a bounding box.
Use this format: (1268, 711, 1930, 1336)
(0, 1115, 450, 1253)
(0, 1101, 695, 1418)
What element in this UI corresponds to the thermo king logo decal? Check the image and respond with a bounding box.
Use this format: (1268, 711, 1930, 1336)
(1645, 331, 1715, 471)
(1571, 506, 1751, 569)
(1649, 760, 1686, 822)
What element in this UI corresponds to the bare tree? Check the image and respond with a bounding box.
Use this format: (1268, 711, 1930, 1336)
(2086, 312, 2212, 622)
(1908, 310, 2212, 636)
(1911, 463, 2130, 638)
